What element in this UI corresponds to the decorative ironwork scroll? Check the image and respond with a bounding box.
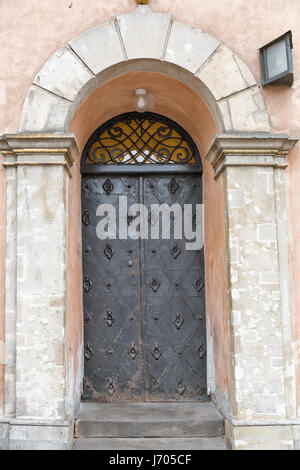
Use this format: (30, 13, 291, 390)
(83, 112, 199, 166)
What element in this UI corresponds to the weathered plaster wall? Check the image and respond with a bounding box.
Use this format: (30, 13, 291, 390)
(0, 0, 300, 414)
(1, 0, 299, 134)
(286, 148, 300, 416)
(203, 161, 230, 407)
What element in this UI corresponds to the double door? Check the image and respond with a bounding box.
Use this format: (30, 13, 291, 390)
(82, 173, 207, 402)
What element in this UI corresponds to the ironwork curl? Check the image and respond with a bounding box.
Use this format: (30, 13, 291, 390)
(83, 112, 199, 166)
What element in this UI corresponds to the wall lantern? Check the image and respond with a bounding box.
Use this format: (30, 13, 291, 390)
(259, 31, 293, 86)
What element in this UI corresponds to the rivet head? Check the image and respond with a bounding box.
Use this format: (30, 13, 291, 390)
(152, 344, 161, 360)
(104, 243, 114, 260)
(150, 277, 161, 292)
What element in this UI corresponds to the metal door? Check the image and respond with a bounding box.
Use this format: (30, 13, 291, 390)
(143, 175, 206, 401)
(82, 173, 207, 402)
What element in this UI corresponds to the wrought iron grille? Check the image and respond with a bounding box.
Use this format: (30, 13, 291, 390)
(83, 112, 199, 166)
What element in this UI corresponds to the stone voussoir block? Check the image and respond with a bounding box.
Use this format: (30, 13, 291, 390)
(69, 21, 124, 75)
(226, 86, 270, 132)
(116, 6, 171, 60)
(165, 20, 219, 73)
(19, 85, 71, 132)
(33, 46, 93, 101)
(198, 44, 255, 100)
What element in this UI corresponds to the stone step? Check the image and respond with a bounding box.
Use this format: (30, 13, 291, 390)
(73, 437, 227, 450)
(75, 402, 224, 439)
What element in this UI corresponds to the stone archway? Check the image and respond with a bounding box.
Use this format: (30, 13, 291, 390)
(19, 6, 270, 135)
(0, 5, 298, 450)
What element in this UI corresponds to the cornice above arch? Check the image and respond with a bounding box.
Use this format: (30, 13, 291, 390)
(19, 5, 270, 134)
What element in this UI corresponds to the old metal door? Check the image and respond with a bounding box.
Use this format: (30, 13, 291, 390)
(143, 175, 206, 400)
(82, 173, 207, 402)
(82, 175, 144, 401)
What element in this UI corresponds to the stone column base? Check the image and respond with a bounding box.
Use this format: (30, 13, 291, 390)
(225, 416, 300, 450)
(0, 418, 74, 450)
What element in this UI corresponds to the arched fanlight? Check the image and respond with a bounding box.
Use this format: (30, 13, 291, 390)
(81, 112, 201, 170)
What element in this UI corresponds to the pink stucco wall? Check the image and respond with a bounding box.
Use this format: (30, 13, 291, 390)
(0, 0, 300, 413)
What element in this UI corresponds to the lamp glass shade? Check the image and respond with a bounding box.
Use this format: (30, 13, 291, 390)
(265, 39, 288, 79)
(260, 31, 293, 86)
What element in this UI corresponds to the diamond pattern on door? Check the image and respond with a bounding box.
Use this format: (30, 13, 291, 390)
(82, 174, 207, 402)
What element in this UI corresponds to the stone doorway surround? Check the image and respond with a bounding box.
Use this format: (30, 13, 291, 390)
(0, 5, 299, 450)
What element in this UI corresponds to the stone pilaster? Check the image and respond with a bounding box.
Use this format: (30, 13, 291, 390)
(0, 134, 79, 449)
(0, 139, 17, 420)
(206, 133, 299, 450)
